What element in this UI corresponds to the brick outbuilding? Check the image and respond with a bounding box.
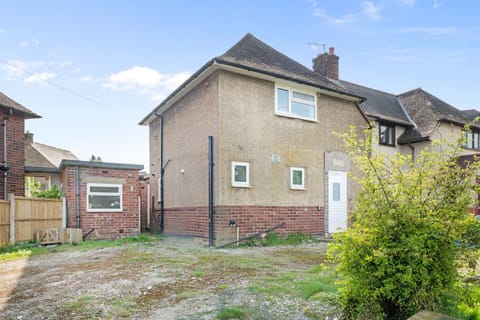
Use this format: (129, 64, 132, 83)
(59, 160, 144, 240)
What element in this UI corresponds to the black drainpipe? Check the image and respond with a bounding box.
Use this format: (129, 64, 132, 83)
(1, 109, 12, 200)
(75, 165, 80, 228)
(208, 136, 214, 247)
(154, 111, 165, 232)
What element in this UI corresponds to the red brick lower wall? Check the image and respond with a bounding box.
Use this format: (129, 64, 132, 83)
(81, 212, 139, 240)
(161, 205, 325, 245)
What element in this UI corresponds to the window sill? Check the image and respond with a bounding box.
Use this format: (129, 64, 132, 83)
(274, 112, 318, 123)
(379, 143, 396, 148)
(87, 209, 123, 213)
(290, 187, 306, 191)
(232, 185, 251, 188)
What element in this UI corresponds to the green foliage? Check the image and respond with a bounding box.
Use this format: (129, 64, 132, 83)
(217, 306, 246, 319)
(328, 126, 480, 319)
(25, 176, 42, 196)
(32, 184, 63, 199)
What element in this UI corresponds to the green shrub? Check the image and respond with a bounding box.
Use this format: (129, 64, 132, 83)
(328, 126, 480, 319)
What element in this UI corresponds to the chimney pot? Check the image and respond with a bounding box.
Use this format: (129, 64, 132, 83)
(329, 47, 335, 55)
(25, 131, 34, 144)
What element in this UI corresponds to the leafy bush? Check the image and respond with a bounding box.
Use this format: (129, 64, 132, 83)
(328, 126, 480, 319)
(33, 185, 63, 199)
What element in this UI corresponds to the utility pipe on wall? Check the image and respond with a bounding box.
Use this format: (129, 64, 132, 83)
(208, 136, 214, 247)
(75, 165, 80, 228)
(154, 111, 165, 232)
(1, 109, 12, 200)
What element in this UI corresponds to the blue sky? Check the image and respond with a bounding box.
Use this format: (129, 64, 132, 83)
(1, 0, 479, 172)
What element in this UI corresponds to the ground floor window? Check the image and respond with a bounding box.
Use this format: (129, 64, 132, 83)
(290, 167, 305, 190)
(232, 162, 250, 187)
(87, 183, 123, 212)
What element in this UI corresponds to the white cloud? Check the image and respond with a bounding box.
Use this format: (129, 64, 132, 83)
(19, 38, 40, 48)
(0, 59, 28, 78)
(399, 0, 414, 5)
(311, 0, 382, 25)
(104, 66, 191, 101)
(362, 1, 381, 20)
(24, 72, 56, 86)
(0, 28, 5, 33)
(432, 0, 441, 9)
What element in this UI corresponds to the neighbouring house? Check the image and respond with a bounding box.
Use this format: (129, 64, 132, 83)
(24, 131, 78, 195)
(59, 160, 144, 240)
(140, 33, 370, 244)
(316, 49, 480, 159)
(0, 91, 41, 199)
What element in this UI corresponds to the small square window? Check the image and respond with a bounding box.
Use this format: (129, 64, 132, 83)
(232, 162, 249, 187)
(290, 167, 305, 190)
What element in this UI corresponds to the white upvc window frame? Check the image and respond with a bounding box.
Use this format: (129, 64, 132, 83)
(290, 167, 305, 190)
(231, 161, 250, 188)
(275, 85, 317, 121)
(87, 183, 123, 212)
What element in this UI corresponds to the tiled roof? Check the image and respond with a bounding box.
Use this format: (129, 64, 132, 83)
(0, 91, 40, 119)
(398, 88, 477, 139)
(337, 80, 412, 126)
(216, 33, 358, 96)
(25, 142, 78, 170)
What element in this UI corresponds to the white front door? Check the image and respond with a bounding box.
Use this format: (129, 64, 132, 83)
(328, 171, 347, 233)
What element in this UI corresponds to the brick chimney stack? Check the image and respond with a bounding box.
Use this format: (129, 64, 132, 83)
(312, 47, 339, 80)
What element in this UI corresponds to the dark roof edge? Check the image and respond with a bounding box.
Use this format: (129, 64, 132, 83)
(139, 59, 216, 125)
(398, 136, 430, 145)
(0, 104, 41, 119)
(25, 166, 58, 173)
(59, 160, 144, 171)
(366, 113, 414, 126)
(214, 58, 365, 101)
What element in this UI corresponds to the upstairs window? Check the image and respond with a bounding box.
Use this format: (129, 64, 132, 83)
(276, 86, 316, 121)
(462, 130, 480, 150)
(379, 123, 395, 146)
(87, 183, 123, 212)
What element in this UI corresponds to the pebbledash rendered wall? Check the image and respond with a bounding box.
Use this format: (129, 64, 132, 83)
(60, 160, 144, 240)
(150, 69, 367, 245)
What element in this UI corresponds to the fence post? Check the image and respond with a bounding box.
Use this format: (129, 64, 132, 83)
(9, 193, 15, 245)
(62, 197, 67, 228)
(138, 196, 141, 233)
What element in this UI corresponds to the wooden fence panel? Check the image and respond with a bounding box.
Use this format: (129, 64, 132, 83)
(0, 200, 9, 245)
(14, 197, 63, 243)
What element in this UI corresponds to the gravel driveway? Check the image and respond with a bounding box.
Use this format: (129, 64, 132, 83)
(0, 237, 335, 320)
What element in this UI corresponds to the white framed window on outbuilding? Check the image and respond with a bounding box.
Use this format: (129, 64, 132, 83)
(87, 183, 123, 212)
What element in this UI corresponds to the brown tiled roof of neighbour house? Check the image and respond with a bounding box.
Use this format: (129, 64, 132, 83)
(398, 88, 478, 142)
(0, 91, 41, 119)
(337, 80, 413, 126)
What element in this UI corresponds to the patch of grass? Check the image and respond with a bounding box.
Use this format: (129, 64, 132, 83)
(193, 269, 205, 277)
(252, 264, 340, 304)
(217, 306, 247, 319)
(62, 295, 102, 319)
(107, 297, 139, 318)
(237, 232, 318, 247)
(0, 242, 49, 261)
(0, 233, 164, 260)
